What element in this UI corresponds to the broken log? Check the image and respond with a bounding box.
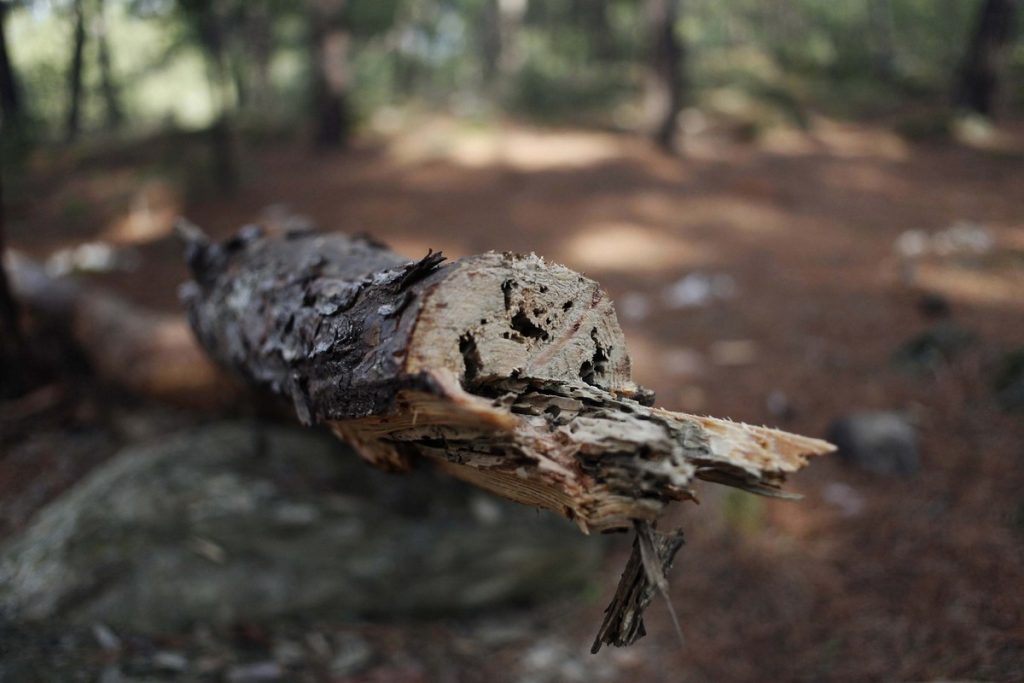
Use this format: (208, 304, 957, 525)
(181, 224, 834, 649)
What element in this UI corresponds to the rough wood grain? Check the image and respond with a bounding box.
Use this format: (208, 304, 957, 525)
(181, 224, 834, 649)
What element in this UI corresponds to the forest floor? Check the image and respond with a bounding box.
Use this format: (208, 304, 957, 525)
(4, 115, 1024, 682)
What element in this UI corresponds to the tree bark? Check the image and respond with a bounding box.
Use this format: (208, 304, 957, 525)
(65, 0, 88, 142)
(309, 0, 352, 149)
(645, 0, 684, 152)
(0, 1, 20, 125)
(955, 0, 1018, 117)
(181, 224, 833, 649)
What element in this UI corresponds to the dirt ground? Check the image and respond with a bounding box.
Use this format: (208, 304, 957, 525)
(4, 116, 1024, 682)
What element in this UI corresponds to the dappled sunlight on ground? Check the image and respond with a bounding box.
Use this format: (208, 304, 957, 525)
(815, 161, 916, 196)
(561, 220, 715, 274)
(802, 117, 911, 161)
(659, 194, 794, 236)
(101, 180, 182, 245)
(385, 119, 625, 171)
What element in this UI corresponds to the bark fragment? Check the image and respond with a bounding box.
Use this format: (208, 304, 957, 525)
(592, 522, 685, 653)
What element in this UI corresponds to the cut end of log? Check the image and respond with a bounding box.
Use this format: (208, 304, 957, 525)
(405, 252, 643, 399)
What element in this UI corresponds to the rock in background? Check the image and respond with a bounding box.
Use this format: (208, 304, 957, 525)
(827, 412, 919, 478)
(995, 348, 1024, 411)
(0, 422, 602, 633)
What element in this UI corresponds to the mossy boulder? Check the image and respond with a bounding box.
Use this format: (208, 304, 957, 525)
(0, 422, 601, 632)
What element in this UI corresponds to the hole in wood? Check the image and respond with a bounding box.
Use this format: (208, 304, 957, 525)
(510, 310, 549, 341)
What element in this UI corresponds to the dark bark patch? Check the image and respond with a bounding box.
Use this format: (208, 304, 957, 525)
(459, 332, 482, 383)
(501, 279, 516, 311)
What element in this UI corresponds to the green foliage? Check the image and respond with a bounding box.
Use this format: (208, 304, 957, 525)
(505, 28, 633, 121)
(2, 0, 1021, 149)
(7, 1, 218, 136)
(347, 0, 401, 38)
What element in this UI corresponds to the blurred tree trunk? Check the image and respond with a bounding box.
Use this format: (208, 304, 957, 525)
(644, 0, 683, 152)
(480, 0, 502, 83)
(389, 0, 422, 96)
(0, 1, 20, 125)
(309, 0, 352, 149)
(65, 0, 88, 142)
(479, 0, 526, 97)
(94, 0, 123, 131)
(955, 0, 1018, 117)
(229, 53, 248, 109)
(206, 115, 236, 192)
(0, 169, 29, 398)
(187, 0, 237, 191)
(867, 0, 896, 81)
(241, 3, 273, 113)
(573, 0, 613, 60)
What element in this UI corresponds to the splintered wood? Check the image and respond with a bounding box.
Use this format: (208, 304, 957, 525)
(181, 224, 833, 651)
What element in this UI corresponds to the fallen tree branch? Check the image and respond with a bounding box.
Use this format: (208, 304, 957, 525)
(180, 223, 834, 649)
(5, 251, 241, 410)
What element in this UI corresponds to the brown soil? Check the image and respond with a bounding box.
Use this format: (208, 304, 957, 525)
(4, 117, 1024, 682)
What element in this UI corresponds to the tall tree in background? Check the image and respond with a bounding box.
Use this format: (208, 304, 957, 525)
(955, 0, 1018, 117)
(234, 2, 274, 113)
(479, 0, 526, 95)
(65, 0, 88, 141)
(309, 0, 351, 148)
(178, 0, 237, 190)
(0, 0, 20, 127)
(0, 170, 30, 398)
(574, 0, 613, 61)
(479, 0, 502, 84)
(95, 0, 123, 130)
(644, 0, 683, 152)
(867, 0, 897, 81)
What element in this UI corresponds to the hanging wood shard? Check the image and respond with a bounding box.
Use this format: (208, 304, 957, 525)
(180, 224, 834, 648)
